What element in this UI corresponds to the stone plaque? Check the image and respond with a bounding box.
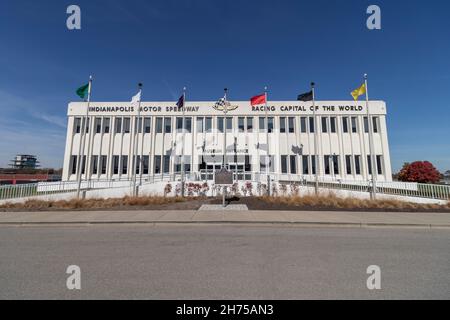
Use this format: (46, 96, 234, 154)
(215, 168, 234, 185)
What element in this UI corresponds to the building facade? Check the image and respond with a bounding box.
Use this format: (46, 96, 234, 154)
(62, 100, 392, 183)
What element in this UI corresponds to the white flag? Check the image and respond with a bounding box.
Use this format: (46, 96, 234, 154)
(131, 91, 141, 104)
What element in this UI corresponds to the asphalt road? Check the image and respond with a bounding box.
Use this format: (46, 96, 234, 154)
(0, 225, 449, 299)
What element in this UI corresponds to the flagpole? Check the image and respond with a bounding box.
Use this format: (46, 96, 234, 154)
(76, 76, 92, 199)
(264, 86, 270, 196)
(132, 83, 143, 197)
(311, 82, 319, 195)
(223, 88, 228, 169)
(181, 87, 186, 197)
(364, 74, 377, 200)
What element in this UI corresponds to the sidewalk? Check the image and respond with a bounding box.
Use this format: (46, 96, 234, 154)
(0, 210, 450, 228)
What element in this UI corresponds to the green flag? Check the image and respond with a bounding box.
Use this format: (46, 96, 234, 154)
(76, 83, 89, 99)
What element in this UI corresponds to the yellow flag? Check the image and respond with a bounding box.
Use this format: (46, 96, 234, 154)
(351, 83, 366, 101)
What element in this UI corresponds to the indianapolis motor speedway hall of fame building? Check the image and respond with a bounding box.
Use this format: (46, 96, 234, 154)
(62, 100, 392, 183)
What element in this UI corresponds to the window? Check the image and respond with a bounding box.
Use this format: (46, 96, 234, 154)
(113, 156, 119, 174)
(176, 117, 183, 131)
(376, 155, 383, 175)
(322, 117, 328, 133)
(302, 155, 309, 174)
(144, 117, 151, 133)
(330, 117, 336, 133)
(373, 117, 379, 133)
(134, 156, 140, 174)
(324, 155, 331, 175)
(70, 156, 77, 174)
(85, 118, 90, 133)
(163, 155, 170, 173)
(135, 117, 143, 133)
(95, 118, 102, 134)
(81, 156, 86, 174)
(332, 155, 339, 175)
(244, 155, 252, 172)
(260, 155, 274, 172)
(103, 118, 110, 133)
(156, 117, 163, 133)
(123, 117, 130, 133)
(346, 155, 352, 175)
(367, 155, 373, 175)
(281, 155, 288, 173)
(92, 155, 98, 174)
(268, 117, 274, 133)
(364, 117, 369, 133)
(351, 117, 358, 133)
(342, 117, 349, 133)
(247, 117, 253, 132)
(355, 155, 361, 175)
(226, 117, 232, 132)
(311, 155, 316, 175)
(288, 117, 295, 133)
(197, 117, 204, 133)
(259, 117, 265, 131)
(280, 117, 286, 133)
(205, 117, 212, 132)
(115, 118, 122, 134)
(164, 117, 171, 133)
(74, 118, 81, 134)
(185, 117, 192, 133)
(238, 117, 245, 132)
(154, 155, 161, 174)
(300, 117, 307, 133)
(142, 156, 149, 175)
(218, 117, 224, 133)
(290, 155, 297, 174)
(101, 155, 107, 174)
(309, 117, 315, 133)
(121, 155, 128, 175)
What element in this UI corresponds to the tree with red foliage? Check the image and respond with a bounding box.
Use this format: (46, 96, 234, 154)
(397, 161, 441, 184)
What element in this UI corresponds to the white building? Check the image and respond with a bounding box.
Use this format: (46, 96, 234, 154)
(62, 100, 392, 183)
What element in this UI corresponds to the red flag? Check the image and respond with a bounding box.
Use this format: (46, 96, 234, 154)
(250, 94, 266, 106)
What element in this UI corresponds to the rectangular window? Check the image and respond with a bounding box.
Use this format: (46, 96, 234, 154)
(176, 117, 183, 131)
(103, 118, 110, 133)
(135, 117, 143, 133)
(351, 117, 358, 133)
(309, 117, 315, 133)
(85, 118, 90, 134)
(288, 117, 295, 133)
(205, 117, 212, 132)
(367, 155, 372, 175)
(280, 117, 286, 133)
(142, 156, 149, 174)
(311, 155, 316, 175)
(164, 118, 171, 133)
(330, 117, 336, 133)
(373, 117, 379, 133)
(346, 155, 352, 175)
(259, 117, 265, 131)
(92, 155, 98, 175)
(238, 117, 245, 132)
(376, 155, 383, 175)
(364, 117, 369, 133)
(156, 117, 163, 133)
(185, 117, 192, 133)
(101, 155, 107, 174)
(342, 117, 349, 133)
(268, 117, 274, 133)
(135, 156, 140, 174)
(70, 155, 77, 174)
(74, 118, 81, 134)
(244, 155, 252, 172)
(226, 117, 232, 132)
(113, 156, 119, 174)
(300, 117, 307, 133)
(197, 117, 204, 133)
(144, 117, 151, 133)
(123, 117, 130, 133)
(322, 117, 328, 133)
(355, 155, 361, 175)
(154, 155, 161, 174)
(121, 155, 128, 175)
(290, 155, 297, 174)
(81, 156, 86, 175)
(95, 118, 102, 134)
(332, 155, 339, 175)
(218, 117, 224, 133)
(281, 155, 288, 174)
(324, 155, 331, 175)
(115, 118, 122, 134)
(302, 155, 309, 175)
(247, 117, 253, 132)
(163, 155, 170, 173)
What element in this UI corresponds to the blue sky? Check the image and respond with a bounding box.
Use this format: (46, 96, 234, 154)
(0, 0, 449, 172)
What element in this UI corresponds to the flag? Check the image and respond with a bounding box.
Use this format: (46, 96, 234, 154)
(176, 95, 184, 108)
(351, 83, 366, 101)
(131, 91, 141, 104)
(76, 83, 89, 99)
(214, 97, 228, 109)
(250, 94, 266, 106)
(297, 91, 313, 102)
